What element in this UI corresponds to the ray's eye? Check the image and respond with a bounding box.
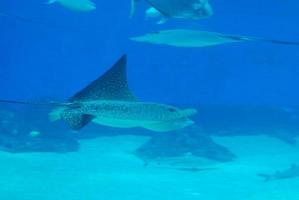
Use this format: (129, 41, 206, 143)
(168, 108, 176, 112)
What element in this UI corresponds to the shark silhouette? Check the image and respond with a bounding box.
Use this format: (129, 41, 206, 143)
(0, 55, 197, 132)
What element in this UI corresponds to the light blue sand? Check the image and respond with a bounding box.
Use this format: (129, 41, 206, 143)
(0, 135, 298, 200)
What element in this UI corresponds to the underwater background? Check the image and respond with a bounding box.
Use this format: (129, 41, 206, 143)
(1, 0, 299, 199)
(2, 0, 299, 105)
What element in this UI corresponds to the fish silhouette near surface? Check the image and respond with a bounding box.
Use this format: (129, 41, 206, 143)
(48, 0, 96, 12)
(131, 29, 299, 48)
(258, 164, 299, 182)
(131, 0, 213, 23)
(0, 55, 197, 132)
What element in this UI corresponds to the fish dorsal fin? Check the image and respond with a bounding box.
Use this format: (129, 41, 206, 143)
(69, 55, 136, 102)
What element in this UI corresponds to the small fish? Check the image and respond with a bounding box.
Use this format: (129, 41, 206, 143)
(29, 131, 41, 137)
(258, 164, 299, 182)
(48, 0, 96, 12)
(131, 29, 299, 48)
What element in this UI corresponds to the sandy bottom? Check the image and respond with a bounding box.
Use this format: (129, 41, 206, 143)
(0, 134, 298, 200)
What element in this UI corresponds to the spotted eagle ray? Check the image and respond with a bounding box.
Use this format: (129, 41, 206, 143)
(0, 55, 197, 132)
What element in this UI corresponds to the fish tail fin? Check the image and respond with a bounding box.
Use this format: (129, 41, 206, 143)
(257, 173, 271, 182)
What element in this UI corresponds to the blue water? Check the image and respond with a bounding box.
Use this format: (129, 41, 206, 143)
(2, 0, 299, 105)
(1, 0, 299, 199)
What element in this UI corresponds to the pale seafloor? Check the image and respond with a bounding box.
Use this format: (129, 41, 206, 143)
(0, 105, 298, 200)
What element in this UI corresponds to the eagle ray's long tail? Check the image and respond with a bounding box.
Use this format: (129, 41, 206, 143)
(222, 34, 299, 46)
(0, 99, 74, 107)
